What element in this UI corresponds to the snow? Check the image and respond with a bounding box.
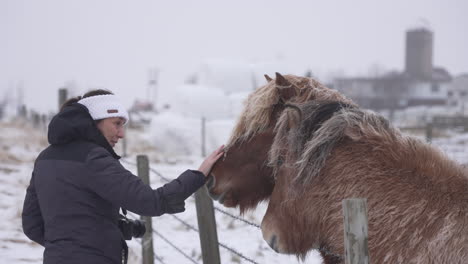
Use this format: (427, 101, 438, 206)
(168, 84, 231, 120)
(149, 111, 204, 156)
(148, 112, 237, 157)
(197, 59, 257, 95)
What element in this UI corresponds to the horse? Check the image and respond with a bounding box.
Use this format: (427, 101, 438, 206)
(209, 73, 468, 263)
(208, 73, 355, 213)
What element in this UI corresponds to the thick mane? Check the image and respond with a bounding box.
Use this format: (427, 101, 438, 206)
(270, 102, 396, 184)
(267, 104, 301, 176)
(271, 101, 468, 191)
(225, 75, 355, 151)
(295, 106, 394, 185)
(268, 102, 353, 176)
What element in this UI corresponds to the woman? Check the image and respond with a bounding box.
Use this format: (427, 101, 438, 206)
(22, 89, 224, 264)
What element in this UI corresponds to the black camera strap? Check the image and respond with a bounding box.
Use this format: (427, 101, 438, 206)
(120, 208, 129, 264)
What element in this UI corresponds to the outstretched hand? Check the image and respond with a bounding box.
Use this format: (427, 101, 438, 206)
(198, 145, 225, 177)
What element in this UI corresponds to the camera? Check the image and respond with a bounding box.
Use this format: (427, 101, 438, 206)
(118, 214, 146, 240)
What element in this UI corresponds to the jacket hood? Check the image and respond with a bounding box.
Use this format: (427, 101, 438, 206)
(48, 103, 120, 159)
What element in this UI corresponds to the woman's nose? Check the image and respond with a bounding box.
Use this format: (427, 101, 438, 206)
(118, 128, 125, 138)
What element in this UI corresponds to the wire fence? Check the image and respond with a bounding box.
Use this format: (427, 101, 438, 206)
(152, 229, 199, 264)
(168, 214, 260, 264)
(154, 253, 167, 264)
(213, 207, 261, 229)
(121, 158, 262, 264)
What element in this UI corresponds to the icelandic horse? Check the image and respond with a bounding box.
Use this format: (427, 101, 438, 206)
(208, 73, 468, 263)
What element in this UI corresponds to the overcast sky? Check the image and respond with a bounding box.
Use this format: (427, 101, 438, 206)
(1, 0, 467, 112)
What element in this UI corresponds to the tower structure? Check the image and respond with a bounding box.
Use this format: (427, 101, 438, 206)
(405, 28, 433, 80)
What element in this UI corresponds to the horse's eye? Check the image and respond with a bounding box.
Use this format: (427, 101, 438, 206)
(277, 157, 284, 166)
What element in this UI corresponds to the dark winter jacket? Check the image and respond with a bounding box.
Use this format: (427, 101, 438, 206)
(22, 103, 206, 264)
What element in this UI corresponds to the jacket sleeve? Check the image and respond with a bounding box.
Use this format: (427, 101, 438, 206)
(22, 172, 45, 246)
(85, 147, 206, 216)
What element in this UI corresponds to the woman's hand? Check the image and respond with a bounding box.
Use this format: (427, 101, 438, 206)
(198, 145, 224, 177)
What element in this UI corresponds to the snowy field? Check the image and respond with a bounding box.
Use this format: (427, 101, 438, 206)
(1, 115, 468, 264)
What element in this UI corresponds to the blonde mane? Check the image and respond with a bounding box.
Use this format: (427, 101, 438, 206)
(225, 74, 355, 151)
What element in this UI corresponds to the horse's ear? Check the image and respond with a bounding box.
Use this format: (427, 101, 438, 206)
(264, 74, 273, 83)
(275, 72, 297, 101)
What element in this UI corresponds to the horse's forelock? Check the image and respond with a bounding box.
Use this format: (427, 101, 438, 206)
(226, 75, 318, 149)
(268, 105, 302, 176)
(225, 82, 279, 151)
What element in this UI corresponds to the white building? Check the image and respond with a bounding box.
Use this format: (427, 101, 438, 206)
(447, 74, 468, 114)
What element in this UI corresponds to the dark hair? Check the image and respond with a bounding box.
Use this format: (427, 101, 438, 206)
(60, 89, 113, 111)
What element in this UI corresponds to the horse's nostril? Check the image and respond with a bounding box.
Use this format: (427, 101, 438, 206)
(268, 235, 279, 253)
(206, 174, 215, 190)
(208, 191, 225, 204)
(217, 192, 226, 204)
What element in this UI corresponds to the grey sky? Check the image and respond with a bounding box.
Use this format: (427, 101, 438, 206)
(1, 0, 467, 112)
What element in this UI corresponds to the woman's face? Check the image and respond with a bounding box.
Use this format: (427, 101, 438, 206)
(96, 117, 125, 147)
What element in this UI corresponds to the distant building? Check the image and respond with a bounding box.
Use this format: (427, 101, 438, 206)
(405, 28, 433, 80)
(334, 28, 453, 111)
(447, 74, 468, 114)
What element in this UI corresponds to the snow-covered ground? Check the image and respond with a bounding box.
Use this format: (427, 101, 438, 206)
(1, 113, 468, 264)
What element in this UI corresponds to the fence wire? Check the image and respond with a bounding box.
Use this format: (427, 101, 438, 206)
(149, 167, 171, 183)
(170, 214, 199, 232)
(153, 230, 199, 264)
(121, 159, 136, 167)
(168, 214, 260, 264)
(121, 158, 171, 183)
(218, 241, 260, 264)
(154, 253, 167, 264)
(213, 206, 261, 229)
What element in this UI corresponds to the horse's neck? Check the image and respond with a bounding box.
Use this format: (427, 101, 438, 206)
(328, 138, 467, 203)
(395, 138, 468, 199)
(322, 140, 467, 262)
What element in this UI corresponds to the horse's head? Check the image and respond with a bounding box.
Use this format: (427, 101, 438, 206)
(208, 73, 353, 213)
(208, 73, 299, 212)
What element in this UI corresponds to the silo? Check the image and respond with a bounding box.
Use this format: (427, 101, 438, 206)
(405, 28, 433, 79)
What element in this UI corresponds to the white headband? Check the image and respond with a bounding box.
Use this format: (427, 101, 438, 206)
(78, 94, 129, 124)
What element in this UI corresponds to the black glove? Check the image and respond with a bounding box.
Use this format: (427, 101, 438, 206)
(165, 200, 185, 214)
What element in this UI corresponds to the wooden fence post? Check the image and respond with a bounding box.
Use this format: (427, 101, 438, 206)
(137, 155, 154, 264)
(195, 187, 221, 264)
(195, 117, 221, 264)
(201, 117, 206, 157)
(342, 198, 370, 264)
(425, 122, 433, 143)
(122, 126, 127, 158)
(58, 88, 68, 111)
